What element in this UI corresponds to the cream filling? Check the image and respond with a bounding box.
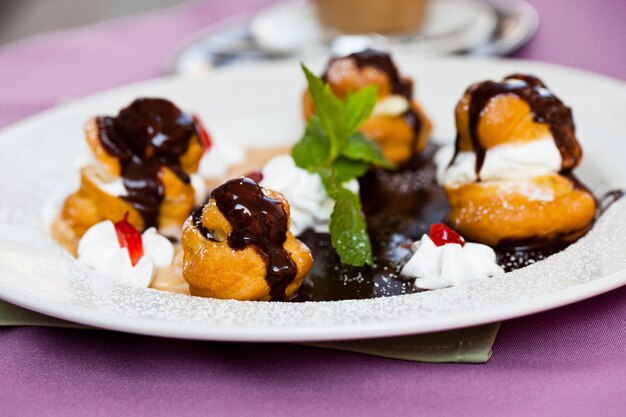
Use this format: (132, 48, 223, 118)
(93, 177, 127, 197)
(441, 136, 562, 189)
(372, 95, 410, 117)
(89, 140, 245, 206)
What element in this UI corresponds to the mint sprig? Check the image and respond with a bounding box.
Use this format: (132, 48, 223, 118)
(292, 64, 394, 267)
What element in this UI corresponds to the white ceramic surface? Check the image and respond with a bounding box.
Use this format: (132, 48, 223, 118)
(0, 56, 625, 342)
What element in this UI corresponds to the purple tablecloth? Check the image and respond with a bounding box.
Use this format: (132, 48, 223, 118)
(1, 0, 625, 415)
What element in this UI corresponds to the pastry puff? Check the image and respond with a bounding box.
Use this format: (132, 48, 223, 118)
(84, 117, 205, 179)
(302, 49, 432, 165)
(447, 174, 596, 246)
(53, 98, 205, 254)
(53, 163, 195, 254)
(181, 180, 313, 301)
(444, 74, 596, 247)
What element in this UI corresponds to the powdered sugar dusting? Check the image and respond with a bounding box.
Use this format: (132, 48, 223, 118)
(0, 199, 624, 332)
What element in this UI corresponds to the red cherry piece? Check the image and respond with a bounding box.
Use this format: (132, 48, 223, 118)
(244, 170, 264, 183)
(114, 213, 144, 266)
(192, 114, 212, 150)
(429, 223, 465, 247)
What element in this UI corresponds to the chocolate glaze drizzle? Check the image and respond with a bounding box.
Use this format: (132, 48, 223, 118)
(324, 49, 423, 155)
(599, 189, 625, 216)
(444, 74, 595, 251)
(189, 145, 618, 302)
(212, 178, 297, 301)
(326, 49, 412, 98)
(191, 205, 216, 241)
(293, 146, 444, 301)
(292, 144, 617, 302)
(96, 98, 200, 228)
(462, 74, 581, 176)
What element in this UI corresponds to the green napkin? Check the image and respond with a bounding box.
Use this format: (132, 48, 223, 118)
(0, 300, 499, 363)
(307, 323, 499, 363)
(0, 300, 88, 329)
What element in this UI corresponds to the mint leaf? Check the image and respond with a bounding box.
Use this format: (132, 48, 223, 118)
(329, 185, 373, 267)
(320, 168, 372, 267)
(342, 133, 395, 169)
(293, 64, 396, 267)
(301, 64, 347, 158)
(344, 86, 378, 133)
(317, 166, 339, 195)
(292, 116, 330, 171)
(334, 157, 370, 183)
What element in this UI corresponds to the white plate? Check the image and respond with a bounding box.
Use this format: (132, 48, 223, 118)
(0, 56, 625, 342)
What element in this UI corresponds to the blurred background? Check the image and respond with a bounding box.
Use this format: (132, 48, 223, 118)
(0, 0, 623, 82)
(0, 0, 184, 46)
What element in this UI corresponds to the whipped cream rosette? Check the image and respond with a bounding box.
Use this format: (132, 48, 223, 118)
(78, 216, 174, 287)
(401, 224, 503, 290)
(259, 154, 359, 236)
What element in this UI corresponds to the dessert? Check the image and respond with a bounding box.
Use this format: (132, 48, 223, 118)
(302, 49, 432, 165)
(49, 58, 619, 303)
(401, 224, 503, 290)
(52, 98, 230, 253)
(258, 154, 359, 236)
(294, 143, 448, 300)
(78, 214, 174, 287)
(181, 177, 313, 301)
(441, 74, 597, 247)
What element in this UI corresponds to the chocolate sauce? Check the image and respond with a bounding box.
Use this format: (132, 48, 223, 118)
(495, 244, 570, 272)
(293, 145, 447, 301)
(464, 74, 581, 176)
(329, 49, 412, 99)
(492, 188, 625, 267)
(291, 144, 596, 302)
(212, 178, 297, 301)
(403, 109, 423, 156)
(96, 98, 200, 228)
(599, 189, 625, 216)
(324, 49, 422, 156)
(191, 205, 216, 241)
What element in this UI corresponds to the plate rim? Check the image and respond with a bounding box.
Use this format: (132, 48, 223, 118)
(1, 268, 626, 342)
